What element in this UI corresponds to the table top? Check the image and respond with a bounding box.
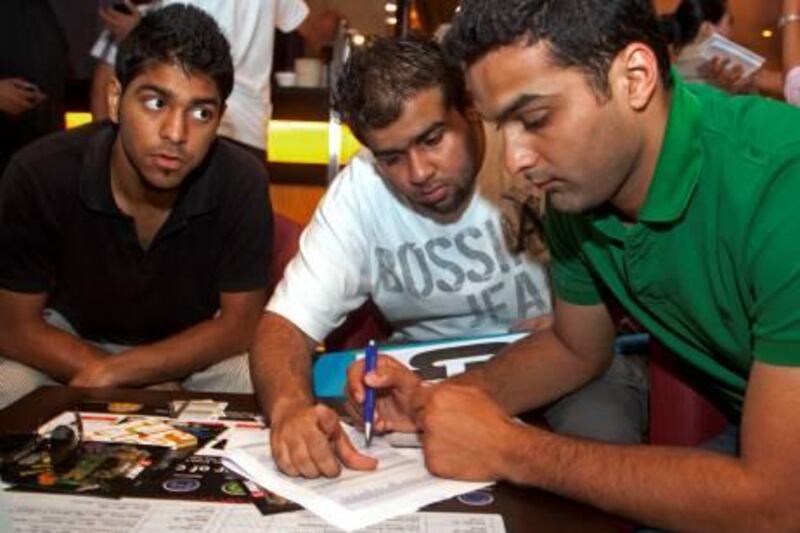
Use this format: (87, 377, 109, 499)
(0, 386, 631, 533)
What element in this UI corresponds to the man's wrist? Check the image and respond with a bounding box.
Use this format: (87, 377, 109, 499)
(269, 395, 315, 423)
(500, 422, 546, 485)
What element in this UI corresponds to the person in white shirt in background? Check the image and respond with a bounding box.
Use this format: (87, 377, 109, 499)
(89, 0, 340, 163)
(662, 0, 800, 102)
(782, 0, 800, 105)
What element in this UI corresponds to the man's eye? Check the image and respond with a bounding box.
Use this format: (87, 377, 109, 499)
(191, 107, 214, 122)
(143, 97, 165, 111)
(379, 155, 401, 167)
(423, 131, 444, 146)
(521, 113, 549, 131)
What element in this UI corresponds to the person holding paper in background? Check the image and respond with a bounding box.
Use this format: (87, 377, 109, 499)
(660, 0, 785, 97)
(782, 0, 800, 105)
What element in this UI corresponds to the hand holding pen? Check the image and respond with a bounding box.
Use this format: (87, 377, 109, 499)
(348, 343, 422, 447)
(363, 340, 378, 447)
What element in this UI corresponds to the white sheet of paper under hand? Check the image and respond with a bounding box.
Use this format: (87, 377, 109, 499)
(222, 424, 493, 531)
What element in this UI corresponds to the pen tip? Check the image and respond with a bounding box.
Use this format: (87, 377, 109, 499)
(365, 423, 372, 447)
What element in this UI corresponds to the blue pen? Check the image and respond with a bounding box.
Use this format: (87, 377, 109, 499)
(363, 339, 378, 447)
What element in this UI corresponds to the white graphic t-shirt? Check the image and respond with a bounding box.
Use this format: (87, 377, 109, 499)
(268, 124, 551, 343)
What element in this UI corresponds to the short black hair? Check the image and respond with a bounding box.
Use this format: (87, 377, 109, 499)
(660, 0, 728, 50)
(443, 0, 673, 98)
(332, 37, 465, 142)
(116, 4, 234, 102)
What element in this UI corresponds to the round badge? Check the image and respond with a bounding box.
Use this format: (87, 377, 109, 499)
(457, 489, 494, 506)
(221, 481, 247, 497)
(163, 478, 201, 493)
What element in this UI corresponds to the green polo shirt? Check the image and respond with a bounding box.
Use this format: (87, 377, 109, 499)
(547, 77, 800, 412)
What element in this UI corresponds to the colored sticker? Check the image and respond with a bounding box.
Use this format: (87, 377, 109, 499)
(221, 481, 247, 497)
(163, 478, 201, 493)
(457, 489, 494, 506)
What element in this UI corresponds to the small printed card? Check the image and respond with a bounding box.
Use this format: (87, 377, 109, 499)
(698, 32, 765, 77)
(86, 419, 197, 449)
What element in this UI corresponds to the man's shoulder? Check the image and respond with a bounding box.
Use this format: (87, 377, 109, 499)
(693, 85, 800, 161)
(690, 88, 800, 210)
(325, 150, 389, 203)
(3, 122, 108, 196)
(10, 122, 104, 173)
(207, 138, 269, 185)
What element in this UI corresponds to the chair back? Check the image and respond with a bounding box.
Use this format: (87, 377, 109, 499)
(267, 213, 302, 299)
(648, 339, 728, 446)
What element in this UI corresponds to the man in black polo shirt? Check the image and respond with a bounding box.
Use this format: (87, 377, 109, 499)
(0, 5, 272, 409)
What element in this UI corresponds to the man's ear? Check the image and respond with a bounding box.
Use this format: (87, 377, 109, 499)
(612, 42, 660, 112)
(107, 77, 123, 124)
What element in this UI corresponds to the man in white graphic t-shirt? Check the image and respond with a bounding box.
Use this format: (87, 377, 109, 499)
(249, 37, 649, 479)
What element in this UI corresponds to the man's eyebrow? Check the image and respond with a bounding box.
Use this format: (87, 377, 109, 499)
(134, 84, 221, 107)
(371, 121, 445, 157)
(135, 84, 174, 99)
(412, 122, 444, 145)
(493, 93, 543, 124)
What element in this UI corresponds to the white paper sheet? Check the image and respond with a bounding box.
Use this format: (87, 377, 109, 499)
(0, 492, 504, 533)
(228, 508, 507, 532)
(223, 427, 493, 532)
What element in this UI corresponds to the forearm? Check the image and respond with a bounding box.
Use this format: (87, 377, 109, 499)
(249, 312, 318, 421)
(505, 425, 786, 531)
(1, 321, 107, 381)
(753, 69, 785, 99)
(451, 329, 611, 415)
(110, 312, 260, 387)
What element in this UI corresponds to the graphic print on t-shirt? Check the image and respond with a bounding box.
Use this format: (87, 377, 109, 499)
(375, 217, 549, 330)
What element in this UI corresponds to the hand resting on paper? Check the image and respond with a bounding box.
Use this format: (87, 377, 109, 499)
(269, 402, 377, 478)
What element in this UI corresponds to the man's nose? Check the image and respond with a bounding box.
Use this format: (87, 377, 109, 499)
(408, 148, 434, 186)
(503, 126, 540, 177)
(160, 108, 187, 145)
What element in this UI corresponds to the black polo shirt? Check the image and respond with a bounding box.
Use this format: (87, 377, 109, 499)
(0, 122, 272, 345)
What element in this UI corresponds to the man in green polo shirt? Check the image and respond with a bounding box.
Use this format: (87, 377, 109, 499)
(341, 0, 800, 529)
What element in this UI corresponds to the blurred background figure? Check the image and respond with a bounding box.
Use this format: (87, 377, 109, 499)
(89, 0, 341, 164)
(0, 0, 68, 175)
(782, 0, 800, 105)
(660, 0, 785, 97)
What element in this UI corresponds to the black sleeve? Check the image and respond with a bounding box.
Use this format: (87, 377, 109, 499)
(216, 155, 273, 293)
(0, 157, 55, 293)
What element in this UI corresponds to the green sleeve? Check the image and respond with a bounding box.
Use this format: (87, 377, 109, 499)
(544, 208, 603, 306)
(748, 152, 800, 365)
